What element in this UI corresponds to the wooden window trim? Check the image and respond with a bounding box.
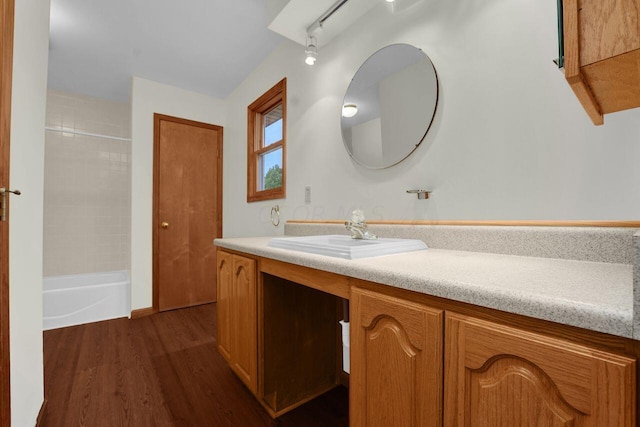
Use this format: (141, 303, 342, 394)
(247, 78, 286, 203)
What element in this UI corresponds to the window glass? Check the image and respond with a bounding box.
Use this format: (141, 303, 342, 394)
(263, 107, 282, 147)
(259, 146, 282, 190)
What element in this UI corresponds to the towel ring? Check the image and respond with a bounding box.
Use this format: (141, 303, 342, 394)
(270, 205, 280, 227)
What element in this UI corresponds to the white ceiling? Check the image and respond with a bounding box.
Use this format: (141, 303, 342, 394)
(47, 0, 285, 102)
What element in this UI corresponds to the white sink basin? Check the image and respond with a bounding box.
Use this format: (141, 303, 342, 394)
(267, 234, 428, 259)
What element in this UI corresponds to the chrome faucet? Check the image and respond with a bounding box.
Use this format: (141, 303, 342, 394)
(345, 209, 377, 240)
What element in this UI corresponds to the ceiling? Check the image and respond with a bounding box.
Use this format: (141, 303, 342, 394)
(47, 0, 285, 102)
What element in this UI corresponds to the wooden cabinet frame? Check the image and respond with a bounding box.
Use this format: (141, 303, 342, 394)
(216, 251, 640, 425)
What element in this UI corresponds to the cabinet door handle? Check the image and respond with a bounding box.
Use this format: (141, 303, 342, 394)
(161, 221, 169, 229)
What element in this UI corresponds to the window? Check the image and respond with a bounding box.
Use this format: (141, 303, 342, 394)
(247, 78, 286, 202)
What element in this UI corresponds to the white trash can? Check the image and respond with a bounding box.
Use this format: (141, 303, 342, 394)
(339, 320, 350, 374)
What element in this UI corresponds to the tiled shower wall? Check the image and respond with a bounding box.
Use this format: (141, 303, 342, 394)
(44, 90, 131, 276)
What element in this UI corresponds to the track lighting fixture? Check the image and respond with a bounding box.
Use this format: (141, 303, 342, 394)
(305, 35, 318, 65)
(304, 0, 394, 65)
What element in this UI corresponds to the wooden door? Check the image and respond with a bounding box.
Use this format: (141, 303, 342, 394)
(0, 0, 13, 424)
(153, 114, 222, 311)
(351, 288, 444, 427)
(445, 313, 636, 427)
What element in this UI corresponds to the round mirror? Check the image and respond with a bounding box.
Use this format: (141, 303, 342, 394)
(341, 44, 439, 169)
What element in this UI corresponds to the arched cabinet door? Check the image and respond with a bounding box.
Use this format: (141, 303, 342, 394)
(216, 250, 257, 394)
(231, 255, 257, 393)
(216, 250, 233, 362)
(351, 287, 444, 427)
(444, 313, 636, 427)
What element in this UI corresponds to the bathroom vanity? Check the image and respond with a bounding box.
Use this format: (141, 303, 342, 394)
(215, 224, 640, 426)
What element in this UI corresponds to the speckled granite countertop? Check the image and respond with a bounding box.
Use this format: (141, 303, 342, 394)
(214, 236, 634, 339)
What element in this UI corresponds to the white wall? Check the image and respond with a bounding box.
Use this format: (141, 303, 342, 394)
(130, 77, 226, 310)
(222, 0, 640, 238)
(9, 0, 50, 424)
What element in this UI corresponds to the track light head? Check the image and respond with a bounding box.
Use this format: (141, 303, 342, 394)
(305, 35, 318, 66)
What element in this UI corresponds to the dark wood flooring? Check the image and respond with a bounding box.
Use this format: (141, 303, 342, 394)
(42, 304, 349, 426)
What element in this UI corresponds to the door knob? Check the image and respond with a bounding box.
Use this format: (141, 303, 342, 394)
(161, 222, 169, 229)
(0, 188, 21, 195)
(0, 187, 21, 221)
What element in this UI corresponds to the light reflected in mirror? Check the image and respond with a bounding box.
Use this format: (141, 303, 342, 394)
(341, 44, 439, 169)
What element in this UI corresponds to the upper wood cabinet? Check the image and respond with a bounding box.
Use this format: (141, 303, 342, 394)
(351, 287, 444, 427)
(563, 0, 640, 124)
(445, 313, 636, 426)
(216, 250, 258, 394)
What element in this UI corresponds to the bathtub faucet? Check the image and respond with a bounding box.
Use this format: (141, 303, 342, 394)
(345, 209, 377, 240)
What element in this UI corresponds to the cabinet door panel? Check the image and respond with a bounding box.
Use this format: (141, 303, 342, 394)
(231, 255, 257, 394)
(576, 0, 640, 66)
(351, 288, 443, 427)
(467, 356, 579, 426)
(216, 250, 233, 362)
(445, 313, 636, 427)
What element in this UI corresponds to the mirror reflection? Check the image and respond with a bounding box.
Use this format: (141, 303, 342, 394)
(341, 44, 439, 169)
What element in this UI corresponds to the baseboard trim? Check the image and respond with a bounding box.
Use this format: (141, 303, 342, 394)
(36, 398, 47, 426)
(130, 307, 155, 319)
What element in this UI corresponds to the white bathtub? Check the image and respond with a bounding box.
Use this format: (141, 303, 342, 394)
(43, 270, 131, 330)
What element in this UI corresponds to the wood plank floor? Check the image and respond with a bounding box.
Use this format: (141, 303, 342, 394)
(42, 304, 349, 426)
